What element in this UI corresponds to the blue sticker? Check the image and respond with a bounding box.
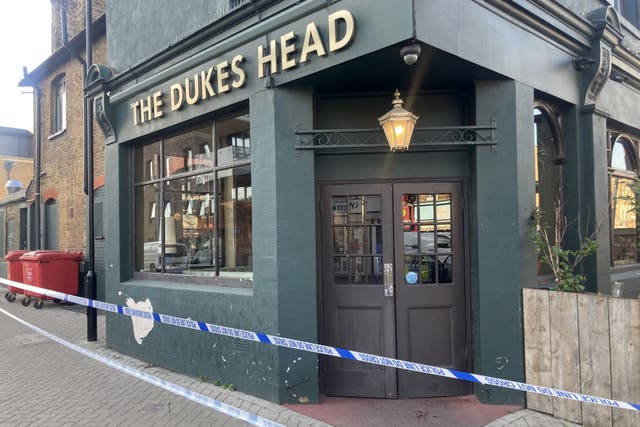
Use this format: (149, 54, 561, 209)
(406, 271, 418, 284)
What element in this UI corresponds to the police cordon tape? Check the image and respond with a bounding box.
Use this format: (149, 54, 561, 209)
(2, 277, 639, 413)
(0, 306, 284, 427)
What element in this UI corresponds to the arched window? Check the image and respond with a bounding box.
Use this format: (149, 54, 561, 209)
(51, 74, 66, 134)
(534, 104, 564, 277)
(609, 134, 639, 266)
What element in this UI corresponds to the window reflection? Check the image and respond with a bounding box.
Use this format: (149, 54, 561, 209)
(331, 195, 382, 285)
(610, 135, 639, 267)
(402, 193, 452, 285)
(134, 108, 252, 278)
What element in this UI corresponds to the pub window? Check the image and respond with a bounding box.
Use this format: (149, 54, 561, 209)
(609, 134, 639, 267)
(533, 105, 564, 278)
(52, 74, 66, 134)
(134, 107, 252, 280)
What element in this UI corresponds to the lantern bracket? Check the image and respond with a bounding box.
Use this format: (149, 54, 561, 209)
(295, 118, 497, 152)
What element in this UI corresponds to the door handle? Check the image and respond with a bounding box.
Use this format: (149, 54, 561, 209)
(383, 263, 394, 297)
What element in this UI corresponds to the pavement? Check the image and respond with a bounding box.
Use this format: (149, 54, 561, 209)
(0, 290, 580, 426)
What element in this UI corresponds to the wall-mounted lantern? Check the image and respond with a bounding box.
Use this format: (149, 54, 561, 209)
(378, 90, 418, 151)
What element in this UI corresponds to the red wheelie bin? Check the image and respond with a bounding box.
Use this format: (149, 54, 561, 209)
(20, 251, 84, 309)
(4, 250, 29, 303)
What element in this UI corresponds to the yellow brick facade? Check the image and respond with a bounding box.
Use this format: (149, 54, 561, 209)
(37, 31, 106, 252)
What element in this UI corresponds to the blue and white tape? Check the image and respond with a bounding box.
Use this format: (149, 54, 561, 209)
(0, 305, 284, 427)
(2, 278, 639, 413)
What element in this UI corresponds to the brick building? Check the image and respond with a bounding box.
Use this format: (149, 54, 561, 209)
(0, 126, 34, 275)
(6, 0, 106, 291)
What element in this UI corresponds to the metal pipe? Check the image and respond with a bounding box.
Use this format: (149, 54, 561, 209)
(34, 84, 42, 250)
(85, 0, 97, 342)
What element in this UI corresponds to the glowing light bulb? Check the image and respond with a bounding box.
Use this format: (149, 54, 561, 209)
(394, 125, 404, 135)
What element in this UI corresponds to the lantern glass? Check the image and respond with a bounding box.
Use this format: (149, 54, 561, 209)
(378, 90, 418, 151)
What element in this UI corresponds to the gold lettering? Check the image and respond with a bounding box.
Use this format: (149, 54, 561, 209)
(216, 60, 230, 94)
(258, 39, 278, 78)
(300, 22, 326, 63)
(280, 31, 297, 70)
(170, 83, 184, 111)
(152, 91, 164, 118)
(201, 67, 215, 100)
(231, 55, 246, 89)
(328, 10, 355, 52)
(140, 96, 153, 123)
(130, 100, 140, 126)
(185, 74, 200, 105)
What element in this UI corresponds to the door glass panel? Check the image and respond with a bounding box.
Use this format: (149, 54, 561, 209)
(332, 196, 347, 225)
(421, 255, 436, 284)
(401, 193, 454, 285)
(436, 230, 451, 253)
(418, 194, 435, 223)
(349, 196, 365, 224)
(350, 256, 365, 283)
(367, 225, 382, 255)
(348, 227, 365, 254)
(368, 256, 383, 284)
(404, 255, 421, 285)
(332, 194, 383, 285)
(333, 227, 346, 254)
(404, 229, 418, 254)
(420, 231, 436, 253)
(334, 256, 349, 284)
(365, 196, 382, 224)
(438, 255, 453, 283)
(403, 195, 418, 226)
(435, 194, 451, 221)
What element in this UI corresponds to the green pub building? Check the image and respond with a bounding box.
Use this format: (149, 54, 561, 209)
(91, 0, 640, 405)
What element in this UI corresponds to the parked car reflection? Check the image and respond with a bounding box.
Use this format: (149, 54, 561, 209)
(403, 231, 451, 254)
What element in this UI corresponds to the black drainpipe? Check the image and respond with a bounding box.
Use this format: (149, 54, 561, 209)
(58, 0, 96, 341)
(34, 83, 42, 250)
(85, 0, 97, 342)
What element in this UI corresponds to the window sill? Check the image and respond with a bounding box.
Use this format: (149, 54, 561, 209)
(132, 271, 253, 288)
(47, 129, 67, 140)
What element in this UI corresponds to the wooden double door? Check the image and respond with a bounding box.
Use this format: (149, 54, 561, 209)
(321, 182, 469, 398)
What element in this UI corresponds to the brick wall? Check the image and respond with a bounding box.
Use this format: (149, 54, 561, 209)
(51, 0, 106, 52)
(0, 158, 32, 196)
(36, 31, 106, 252)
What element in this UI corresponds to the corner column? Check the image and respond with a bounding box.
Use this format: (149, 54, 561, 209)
(251, 87, 318, 403)
(473, 80, 536, 404)
(562, 106, 611, 293)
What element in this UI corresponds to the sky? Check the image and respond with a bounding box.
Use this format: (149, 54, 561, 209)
(0, 0, 51, 132)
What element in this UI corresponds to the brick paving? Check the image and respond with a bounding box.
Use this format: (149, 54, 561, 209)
(485, 409, 580, 427)
(0, 297, 328, 427)
(0, 292, 583, 426)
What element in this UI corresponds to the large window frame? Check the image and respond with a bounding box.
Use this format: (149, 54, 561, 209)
(133, 107, 252, 286)
(609, 132, 640, 268)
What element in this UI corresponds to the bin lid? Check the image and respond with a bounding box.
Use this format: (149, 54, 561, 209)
(6, 250, 30, 260)
(19, 250, 84, 262)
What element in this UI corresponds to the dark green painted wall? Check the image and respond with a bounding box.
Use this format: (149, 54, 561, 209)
(106, 0, 270, 72)
(472, 80, 536, 405)
(105, 86, 319, 403)
(100, 0, 640, 408)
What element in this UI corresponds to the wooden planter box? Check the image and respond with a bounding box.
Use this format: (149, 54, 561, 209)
(523, 288, 640, 427)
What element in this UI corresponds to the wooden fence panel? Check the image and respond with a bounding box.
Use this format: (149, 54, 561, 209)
(578, 293, 612, 427)
(523, 288, 553, 414)
(610, 298, 640, 427)
(549, 291, 582, 424)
